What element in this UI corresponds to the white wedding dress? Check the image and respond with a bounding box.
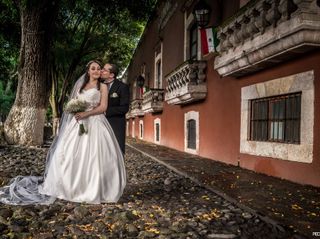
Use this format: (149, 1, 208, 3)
(0, 87, 126, 205)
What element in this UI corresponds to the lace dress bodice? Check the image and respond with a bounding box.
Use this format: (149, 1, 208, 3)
(77, 88, 101, 110)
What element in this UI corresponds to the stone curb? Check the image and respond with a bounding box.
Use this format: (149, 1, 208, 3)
(127, 143, 291, 233)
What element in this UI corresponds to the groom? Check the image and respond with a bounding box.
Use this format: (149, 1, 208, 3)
(101, 63, 130, 154)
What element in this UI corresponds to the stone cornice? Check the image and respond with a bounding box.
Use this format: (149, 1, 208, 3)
(214, 0, 320, 77)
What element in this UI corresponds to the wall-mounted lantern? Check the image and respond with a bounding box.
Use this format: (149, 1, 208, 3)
(193, 0, 211, 28)
(137, 75, 145, 98)
(136, 75, 145, 88)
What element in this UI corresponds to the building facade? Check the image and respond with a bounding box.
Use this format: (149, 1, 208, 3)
(125, 0, 320, 187)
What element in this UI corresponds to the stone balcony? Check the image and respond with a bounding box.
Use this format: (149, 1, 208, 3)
(125, 112, 132, 119)
(127, 99, 144, 118)
(142, 88, 165, 113)
(165, 60, 207, 105)
(214, 0, 320, 77)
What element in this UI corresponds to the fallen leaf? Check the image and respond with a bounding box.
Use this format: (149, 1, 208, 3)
(291, 204, 303, 210)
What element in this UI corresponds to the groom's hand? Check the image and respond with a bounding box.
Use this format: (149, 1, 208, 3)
(75, 112, 88, 121)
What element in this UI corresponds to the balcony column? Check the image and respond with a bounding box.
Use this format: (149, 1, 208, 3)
(165, 60, 207, 105)
(279, 0, 298, 22)
(214, 0, 320, 77)
(293, 0, 317, 14)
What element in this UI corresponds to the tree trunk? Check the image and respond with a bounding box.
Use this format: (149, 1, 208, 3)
(49, 69, 60, 137)
(4, 0, 58, 146)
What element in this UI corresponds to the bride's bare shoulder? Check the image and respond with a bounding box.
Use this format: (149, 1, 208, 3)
(100, 83, 108, 93)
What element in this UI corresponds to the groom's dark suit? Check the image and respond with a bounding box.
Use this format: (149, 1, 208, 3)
(105, 79, 130, 154)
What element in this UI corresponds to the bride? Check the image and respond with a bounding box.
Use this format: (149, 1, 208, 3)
(0, 60, 126, 205)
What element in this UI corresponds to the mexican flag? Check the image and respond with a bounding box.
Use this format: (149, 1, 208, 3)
(200, 27, 219, 55)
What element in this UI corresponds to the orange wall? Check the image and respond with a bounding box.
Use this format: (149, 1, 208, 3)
(126, 0, 320, 186)
(129, 51, 320, 186)
(238, 51, 320, 186)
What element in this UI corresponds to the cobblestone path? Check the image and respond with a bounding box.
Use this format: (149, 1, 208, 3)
(0, 145, 302, 238)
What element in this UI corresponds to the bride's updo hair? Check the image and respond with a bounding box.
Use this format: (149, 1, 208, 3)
(79, 60, 102, 92)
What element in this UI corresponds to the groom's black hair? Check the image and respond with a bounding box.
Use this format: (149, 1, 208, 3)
(109, 64, 118, 79)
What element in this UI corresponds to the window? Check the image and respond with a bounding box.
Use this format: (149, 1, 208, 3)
(250, 92, 301, 143)
(189, 24, 198, 60)
(156, 60, 161, 88)
(154, 118, 161, 144)
(132, 121, 135, 138)
(187, 119, 196, 149)
(184, 111, 199, 154)
(139, 120, 143, 139)
(240, 70, 313, 163)
(154, 43, 163, 89)
(155, 123, 160, 142)
(140, 125, 143, 138)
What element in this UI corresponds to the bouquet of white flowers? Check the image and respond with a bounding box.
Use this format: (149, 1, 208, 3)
(65, 99, 89, 136)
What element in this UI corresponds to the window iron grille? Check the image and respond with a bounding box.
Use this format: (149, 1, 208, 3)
(250, 92, 301, 144)
(187, 119, 196, 149)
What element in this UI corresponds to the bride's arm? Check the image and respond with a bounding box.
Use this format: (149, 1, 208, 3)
(74, 84, 108, 120)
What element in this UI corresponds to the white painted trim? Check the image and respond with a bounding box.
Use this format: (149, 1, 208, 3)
(184, 111, 200, 154)
(132, 121, 135, 138)
(240, 70, 314, 163)
(154, 42, 163, 89)
(133, 81, 137, 99)
(197, 28, 201, 60)
(184, 12, 187, 61)
(139, 120, 144, 139)
(184, 13, 197, 61)
(154, 118, 161, 144)
(126, 121, 129, 137)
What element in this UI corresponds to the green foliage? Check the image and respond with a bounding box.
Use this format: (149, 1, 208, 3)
(102, 11, 146, 68)
(0, 0, 19, 58)
(0, 0, 19, 116)
(0, 81, 15, 122)
(52, 0, 154, 76)
(46, 106, 53, 123)
(48, 0, 156, 119)
(0, 0, 157, 122)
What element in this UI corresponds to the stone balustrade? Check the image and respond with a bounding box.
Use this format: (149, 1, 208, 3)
(142, 88, 165, 113)
(214, 0, 320, 77)
(165, 60, 207, 105)
(127, 99, 144, 118)
(125, 112, 132, 119)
